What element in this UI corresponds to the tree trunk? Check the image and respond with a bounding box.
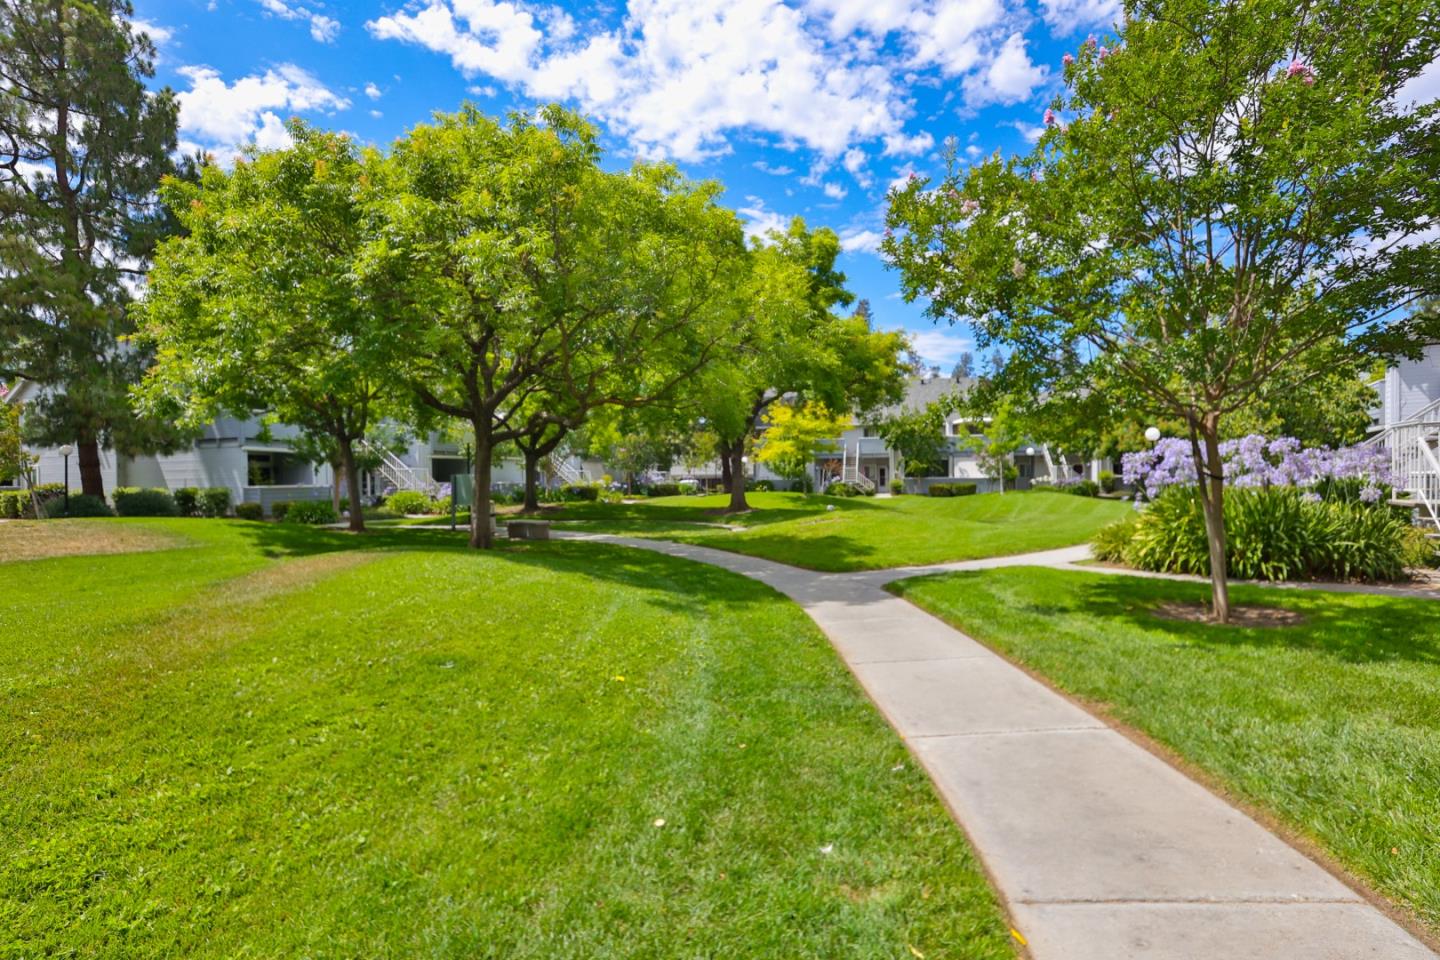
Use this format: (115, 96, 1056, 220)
(339, 439, 365, 533)
(725, 441, 749, 513)
(1191, 420, 1230, 623)
(330, 457, 343, 517)
(470, 426, 495, 549)
(77, 436, 103, 499)
(523, 450, 541, 513)
(720, 449, 732, 494)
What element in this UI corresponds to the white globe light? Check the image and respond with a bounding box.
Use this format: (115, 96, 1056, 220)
(1144, 426, 1162, 443)
(58, 444, 74, 457)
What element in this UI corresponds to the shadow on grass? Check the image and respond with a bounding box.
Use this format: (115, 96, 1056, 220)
(899, 568, 1440, 666)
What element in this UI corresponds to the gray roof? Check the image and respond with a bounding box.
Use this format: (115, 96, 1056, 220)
(871, 374, 976, 418)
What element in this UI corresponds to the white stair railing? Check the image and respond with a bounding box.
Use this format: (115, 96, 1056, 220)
(546, 452, 582, 486)
(1369, 409, 1440, 533)
(360, 440, 439, 496)
(839, 442, 876, 492)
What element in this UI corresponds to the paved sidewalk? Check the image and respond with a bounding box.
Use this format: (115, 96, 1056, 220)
(559, 533, 1436, 960)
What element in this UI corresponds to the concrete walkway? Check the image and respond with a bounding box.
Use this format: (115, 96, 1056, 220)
(560, 533, 1436, 960)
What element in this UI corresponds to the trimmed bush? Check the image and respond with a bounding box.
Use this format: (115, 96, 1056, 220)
(1102, 485, 1425, 582)
(826, 481, 857, 497)
(1091, 514, 1138, 563)
(174, 487, 200, 516)
(113, 487, 179, 517)
(0, 490, 21, 519)
(646, 482, 681, 498)
(1099, 470, 1117, 494)
(561, 482, 600, 502)
(890, 478, 905, 495)
(270, 501, 293, 522)
(283, 500, 338, 525)
(430, 495, 452, 515)
(748, 479, 775, 492)
(44, 494, 112, 518)
(198, 487, 232, 518)
(235, 502, 265, 521)
(387, 490, 432, 515)
(928, 482, 978, 497)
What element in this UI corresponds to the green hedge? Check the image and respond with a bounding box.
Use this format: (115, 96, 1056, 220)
(235, 502, 265, 521)
(928, 482, 978, 497)
(1094, 486, 1431, 582)
(198, 488, 231, 518)
(0, 490, 24, 519)
(283, 500, 338, 525)
(44, 494, 112, 518)
(270, 501, 293, 521)
(113, 487, 179, 517)
(561, 483, 600, 502)
(645, 482, 681, 497)
(387, 490, 431, 515)
(174, 487, 199, 516)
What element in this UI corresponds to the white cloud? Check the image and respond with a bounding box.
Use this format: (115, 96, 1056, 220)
(364, 81, 382, 99)
(1398, 56, 1440, 113)
(370, 109, 383, 119)
(822, 181, 848, 200)
(882, 130, 934, 156)
(130, 17, 173, 46)
(1036, 0, 1119, 36)
(842, 147, 873, 188)
(176, 64, 351, 157)
(737, 197, 790, 243)
(964, 32, 1047, 106)
(367, 0, 1045, 163)
(906, 328, 973, 368)
(888, 163, 918, 191)
(839, 227, 884, 254)
(1006, 118, 1045, 142)
(257, 0, 340, 44)
(754, 160, 795, 176)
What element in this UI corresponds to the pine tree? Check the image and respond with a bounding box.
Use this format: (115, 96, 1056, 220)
(0, 1, 180, 497)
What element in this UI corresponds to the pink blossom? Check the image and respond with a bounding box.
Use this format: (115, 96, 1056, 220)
(1286, 59, 1316, 85)
(1085, 34, 1097, 48)
(1062, 53, 1074, 66)
(960, 198, 980, 216)
(1030, 170, 1041, 182)
(1043, 107, 1057, 126)
(1098, 45, 1110, 60)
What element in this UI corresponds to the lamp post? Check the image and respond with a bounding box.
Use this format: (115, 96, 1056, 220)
(58, 444, 74, 517)
(1144, 426, 1162, 444)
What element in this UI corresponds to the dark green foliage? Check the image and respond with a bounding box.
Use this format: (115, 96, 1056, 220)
(112, 487, 178, 517)
(1098, 486, 1428, 582)
(234, 502, 264, 521)
(269, 501, 292, 521)
(748, 479, 776, 492)
(44, 494, 112, 518)
(1090, 513, 1139, 562)
(826, 481, 858, 497)
(561, 483, 600, 502)
(928, 483, 978, 497)
(198, 487, 231, 518)
(645, 482, 681, 497)
(0, 490, 23, 518)
(1098, 470, 1117, 494)
(890, 478, 905, 494)
(387, 490, 432, 515)
(282, 500, 338, 525)
(173, 487, 199, 516)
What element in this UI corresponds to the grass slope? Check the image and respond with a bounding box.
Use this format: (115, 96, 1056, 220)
(2, 520, 1012, 959)
(891, 566, 1440, 934)
(531, 491, 1131, 571)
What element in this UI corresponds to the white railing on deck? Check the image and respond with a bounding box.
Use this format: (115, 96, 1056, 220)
(360, 439, 439, 495)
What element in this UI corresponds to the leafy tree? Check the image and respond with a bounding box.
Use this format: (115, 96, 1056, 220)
(285, 421, 409, 515)
(702, 218, 909, 513)
(754, 401, 847, 483)
(951, 352, 974, 380)
(0, 1, 182, 498)
(583, 407, 693, 496)
(365, 106, 745, 548)
(885, 0, 1440, 620)
(138, 124, 400, 532)
(869, 400, 952, 484)
(0, 392, 39, 514)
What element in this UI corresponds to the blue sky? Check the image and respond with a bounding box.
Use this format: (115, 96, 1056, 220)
(130, 0, 1121, 369)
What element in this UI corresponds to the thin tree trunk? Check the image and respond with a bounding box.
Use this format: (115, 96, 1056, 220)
(77, 436, 103, 499)
(720, 447, 732, 493)
(339, 439, 365, 533)
(470, 426, 494, 549)
(523, 451, 541, 513)
(1191, 420, 1230, 623)
(725, 440, 749, 513)
(330, 457, 343, 517)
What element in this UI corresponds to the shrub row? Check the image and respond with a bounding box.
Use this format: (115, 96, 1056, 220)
(45, 494, 112, 518)
(826, 481, 877, 497)
(928, 482, 978, 497)
(645, 482, 681, 497)
(283, 500, 338, 525)
(174, 487, 232, 517)
(113, 487, 180, 516)
(561, 482, 600, 501)
(1093, 485, 1432, 582)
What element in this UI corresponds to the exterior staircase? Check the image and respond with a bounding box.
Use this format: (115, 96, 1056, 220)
(839, 442, 876, 493)
(546, 451, 582, 486)
(359, 439, 439, 496)
(1366, 397, 1440, 534)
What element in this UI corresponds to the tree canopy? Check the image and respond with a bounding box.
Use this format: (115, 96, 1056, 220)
(885, 0, 1440, 620)
(0, 0, 182, 497)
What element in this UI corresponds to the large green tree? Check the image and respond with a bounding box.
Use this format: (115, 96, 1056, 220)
(139, 124, 401, 532)
(885, 0, 1440, 621)
(365, 106, 745, 548)
(0, 0, 180, 497)
(702, 220, 909, 513)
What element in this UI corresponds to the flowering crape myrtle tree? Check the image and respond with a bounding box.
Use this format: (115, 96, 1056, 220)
(884, 0, 1440, 621)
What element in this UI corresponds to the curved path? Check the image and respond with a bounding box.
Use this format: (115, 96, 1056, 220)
(559, 533, 1436, 960)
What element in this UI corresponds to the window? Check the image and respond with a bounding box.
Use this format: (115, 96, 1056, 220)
(247, 453, 276, 486)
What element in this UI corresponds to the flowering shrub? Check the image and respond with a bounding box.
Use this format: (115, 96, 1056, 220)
(1121, 435, 1390, 503)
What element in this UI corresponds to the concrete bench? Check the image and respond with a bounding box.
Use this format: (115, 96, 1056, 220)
(507, 519, 551, 541)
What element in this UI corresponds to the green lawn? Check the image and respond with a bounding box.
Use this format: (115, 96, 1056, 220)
(890, 566, 1440, 934)
(1, 519, 1012, 959)
(526, 491, 1131, 571)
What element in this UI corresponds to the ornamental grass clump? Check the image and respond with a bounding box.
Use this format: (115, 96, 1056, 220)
(1099, 485, 1424, 582)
